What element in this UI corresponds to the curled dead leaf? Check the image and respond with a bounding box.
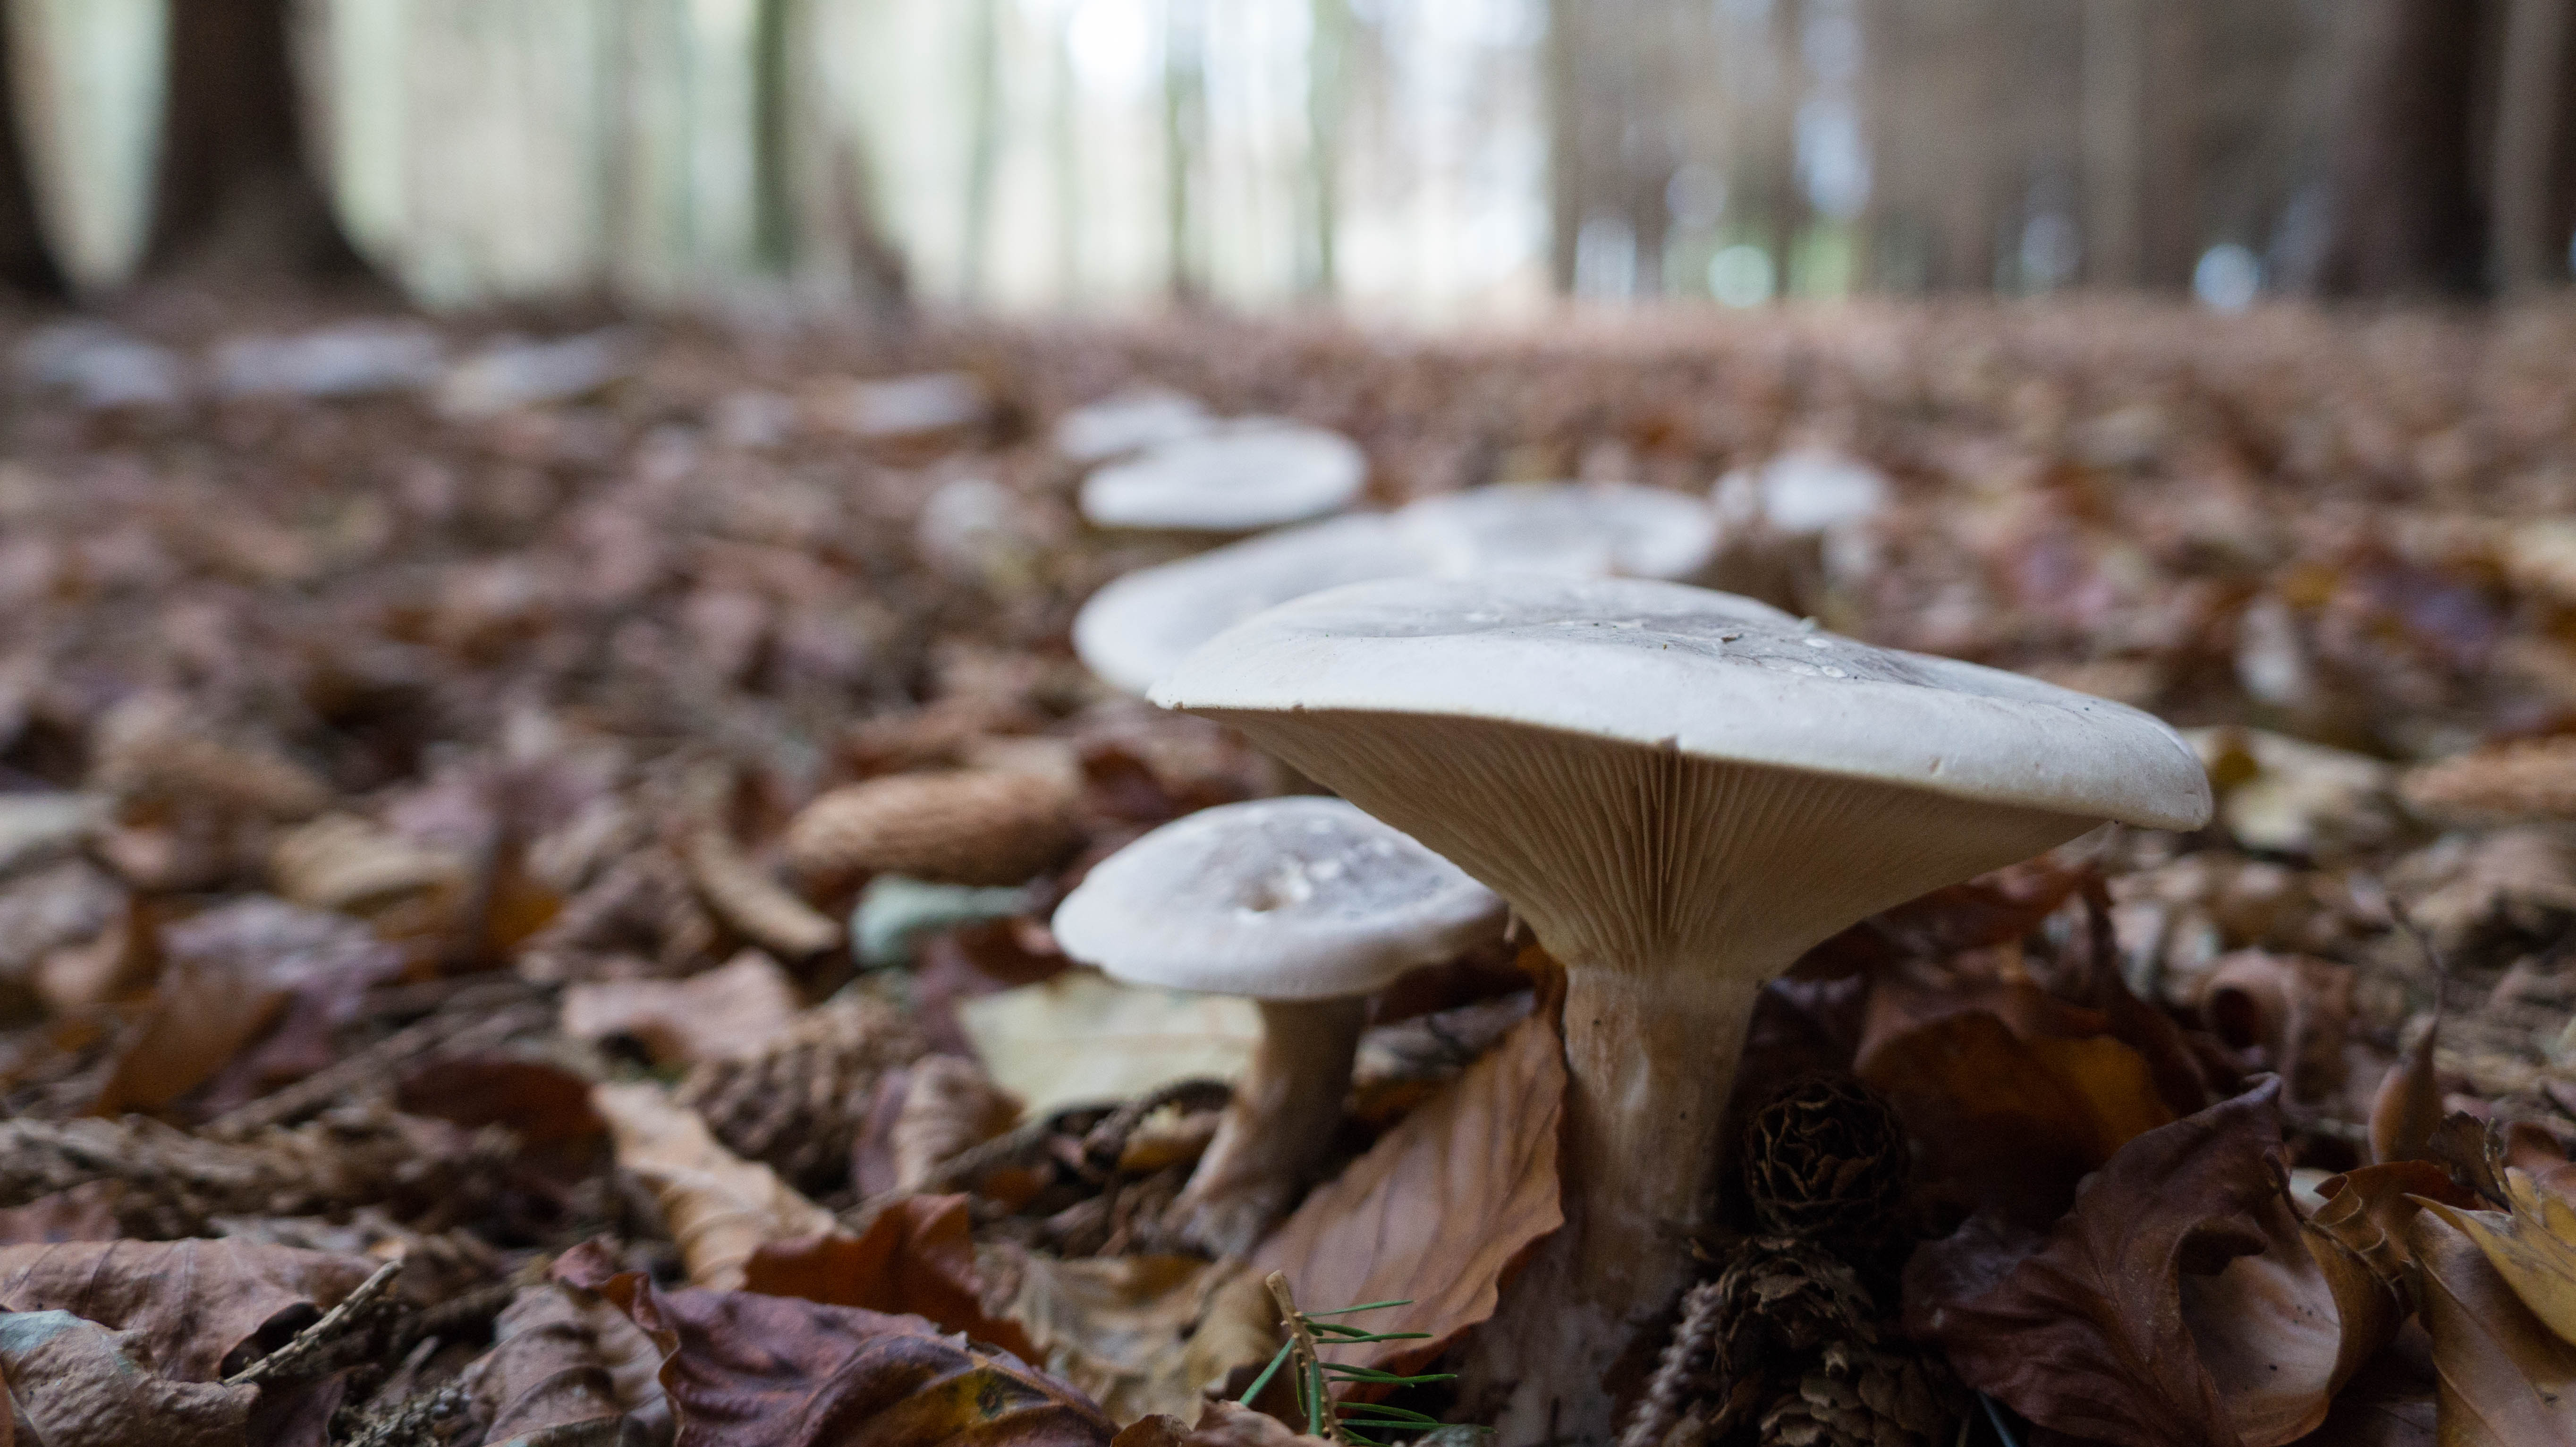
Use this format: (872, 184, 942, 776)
(0, 1237, 375, 1382)
(2418, 1166, 2576, 1348)
(0, 1310, 257, 1447)
(2195, 950, 2352, 1103)
(470, 1280, 670, 1447)
(682, 819, 842, 961)
(593, 1082, 839, 1289)
(982, 1248, 1239, 1425)
(1906, 1080, 2394, 1447)
(890, 1055, 1025, 1193)
(787, 771, 1083, 890)
(2308, 1161, 2480, 1315)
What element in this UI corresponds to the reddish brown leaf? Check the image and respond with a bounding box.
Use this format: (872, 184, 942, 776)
(745, 1196, 1042, 1362)
(1110, 1403, 1302, 1447)
(1907, 1080, 2390, 1447)
(556, 1241, 1116, 1447)
(2309, 1162, 2481, 1313)
(469, 1280, 668, 1446)
(1247, 1008, 1564, 1384)
(0, 1238, 375, 1382)
(2370, 1018, 2444, 1167)
(395, 1054, 606, 1148)
(560, 950, 802, 1067)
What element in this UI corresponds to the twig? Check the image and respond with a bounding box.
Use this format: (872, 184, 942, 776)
(1081, 1077, 1232, 1167)
(1245, 1273, 1460, 1446)
(343, 1382, 470, 1447)
(225, 1257, 405, 1389)
(204, 997, 549, 1139)
(1267, 1271, 1353, 1446)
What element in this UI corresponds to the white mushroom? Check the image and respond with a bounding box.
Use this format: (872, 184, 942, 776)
(1054, 388, 1214, 462)
(1071, 514, 1433, 695)
(1710, 448, 1893, 611)
(1152, 574, 2212, 1441)
(1050, 796, 1505, 1255)
(1079, 418, 1367, 532)
(1396, 482, 1720, 580)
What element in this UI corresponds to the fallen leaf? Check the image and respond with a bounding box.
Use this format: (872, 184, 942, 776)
(268, 811, 468, 919)
(2371, 1017, 2445, 1166)
(0, 1237, 375, 1381)
(1859, 1004, 2175, 1226)
(96, 897, 401, 1115)
(1248, 1008, 1564, 1384)
(682, 819, 842, 961)
(556, 1240, 1117, 1447)
(2195, 950, 2352, 1103)
(2309, 1161, 2480, 1313)
(887, 1055, 1025, 1193)
(593, 1082, 839, 1289)
(562, 951, 802, 1067)
(2419, 1166, 2576, 1348)
(0, 1310, 255, 1447)
(745, 1196, 1042, 1362)
(469, 1280, 669, 1447)
(958, 970, 1260, 1118)
(982, 1247, 1230, 1424)
(2400, 737, 2576, 823)
(2411, 1209, 2576, 1445)
(1906, 1080, 2390, 1447)
(1111, 1402, 1304, 1447)
(395, 1054, 607, 1148)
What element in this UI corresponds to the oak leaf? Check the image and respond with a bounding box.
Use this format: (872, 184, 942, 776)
(1248, 1008, 1564, 1384)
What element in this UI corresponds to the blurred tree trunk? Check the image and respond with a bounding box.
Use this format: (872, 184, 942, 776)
(1543, 0, 1579, 291)
(2136, 0, 2201, 284)
(2490, 0, 2572, 289)
(2317, 0, 2489, 294)
(0, 14, 61, 294)
(2080, 0, 2145, 285)
(149, 0, 364, 279)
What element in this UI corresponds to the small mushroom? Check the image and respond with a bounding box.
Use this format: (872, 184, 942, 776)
(1079, 418, 1367, 532)
(1053, 388, 1214, 462)
(1395, 481, 1720, 580)
(1049, 796, 1505, 1254)
(1152, 574, 2212, 1440)
(1071, 514, 1432, 694)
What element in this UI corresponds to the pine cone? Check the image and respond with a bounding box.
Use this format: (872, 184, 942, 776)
(1742, 1074, 1907, 1245)
(785, 771, 1081, 889)
(1759, 1341, 1960, 1447)
(676, 996, 928, 1190)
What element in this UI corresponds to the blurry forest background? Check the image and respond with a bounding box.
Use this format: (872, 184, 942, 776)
(0, 0, 2568, 322)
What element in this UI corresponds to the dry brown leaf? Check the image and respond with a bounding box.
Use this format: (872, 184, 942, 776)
(2309, 1161, 2481, 1313)
(682, 820, 842, 960)
(556, 1240, 1116, 1447)
(593, 1081, 839, 1289)
(786, 771, 1082, 889)
(2401, 737, 2576, 823)
(2411, 1209, 2576, 1446)
(2195, 950, 2352, 1103)
(1859, 1005, 2175, 1226)
(470, 1280, 669, 1447)
(0, 1237, 374, 1382)
(1248, 1008, 1564, 1384)
(890, 1055, 1025, 1192)
(1111, 1402, 1304, 1447)
(983, 1248, 1231, 1424)
(268, 812, 468, 919)
(91, 697, 332, 822)
(2419, 1167, 2576, 1348)
(0, 1310, 256, 1447)
(744, 1196, 1041, 1362)
(2371, 1017, 2445, 1166)
(561, 951, 802, 1067)
(1906, 1080, 2390, 1447)
(956, 972, 1260, 1119)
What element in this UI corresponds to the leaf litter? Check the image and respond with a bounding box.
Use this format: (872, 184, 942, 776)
(2, 301, 2576, 1444)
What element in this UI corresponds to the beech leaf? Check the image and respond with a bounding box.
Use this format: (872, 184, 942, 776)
(470, 1281, 669, 1447)
(2410, 1209, 2576, 1446)
(556, 1241, 1116, 1447)
(2418, 1167, 2576, 1348)
(0, 1237, 375, 1382)
(561, 951, 802, 1068)
(593, 1081, 840, 1289)
(1906, 1079, 2393, 1447)
(981, 1248, 1236, 1424)
(744, 1195, 1043, 1362)
(1248, 1007, 1564, 1383)
(0, 1310, 255, 1447)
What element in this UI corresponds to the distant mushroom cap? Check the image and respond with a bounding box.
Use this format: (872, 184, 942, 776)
(1396, 482, 1720, 580)
(1718, 447, 1891, 535)
(1152, 574, 2210, 830)
(1050, 796, 1504, 999)
(1079, 419, 1368, 531)
(1054, 388, 1214, 462)
(1071, 514, 1433, 694)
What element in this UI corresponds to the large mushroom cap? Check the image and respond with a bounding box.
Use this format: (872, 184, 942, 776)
(1154, 574, 2209, 830)
(1079, 419, 1368, 531)
(1072, 514, 1433, 694)
(1396, 482, 1720, 580)
(1051, 796, 1504, 999)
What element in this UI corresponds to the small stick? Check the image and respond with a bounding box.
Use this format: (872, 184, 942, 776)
(226, 1257, 405, 1389)
(1265, 1270, 1354, 1447)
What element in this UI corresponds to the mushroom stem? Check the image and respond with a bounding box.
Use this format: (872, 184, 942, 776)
(1464, 958, 1773, 1447)
(1169, 994, 1369, 1256)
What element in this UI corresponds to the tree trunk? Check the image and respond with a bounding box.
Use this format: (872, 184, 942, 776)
(0, 13, 61, 294)
(149, 0, 365, 280)
(2137, 0, 2202, 285)
(2081, 0, 2147, 286)
(1543, 0, 1581, 292)
(2317, 0, 2488, 295)
(2490, 0, 2572, 289)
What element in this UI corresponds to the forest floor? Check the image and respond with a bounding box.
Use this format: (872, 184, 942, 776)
(0, 294, 2570, 1446)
